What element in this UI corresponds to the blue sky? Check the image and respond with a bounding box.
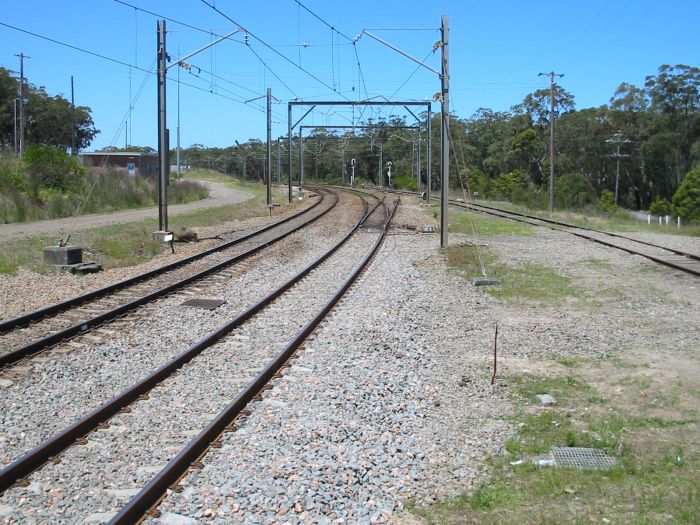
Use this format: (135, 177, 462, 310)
(1, 0, 698, 151)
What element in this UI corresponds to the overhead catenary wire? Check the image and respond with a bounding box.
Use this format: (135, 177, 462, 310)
(114, 0, 228, 38)
(245, 43, 300, 100)
(0, 20, 276, 115)
(199, 0, 350, 100)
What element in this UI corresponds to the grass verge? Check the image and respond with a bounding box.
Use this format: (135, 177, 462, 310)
(0, 176, 297, 274)
(473, 199, 700, 237)
(411, 365, 700, 524)
(445, 244, 582, 304)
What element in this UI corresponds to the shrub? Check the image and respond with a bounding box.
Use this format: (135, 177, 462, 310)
(466, 169, 491, 197)
(392, 175, 417, 191)
(490, 169, 527, 200)
(672, 167, 700, 223)
(23, 145, 85, 198)
(598, 189, 618, 213)
(0, 157, 28, 193)
(649, 197, 671, 216)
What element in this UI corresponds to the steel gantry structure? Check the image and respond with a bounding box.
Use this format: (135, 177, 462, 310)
(287, 100, 432, 199)
(297, 124, 422, 187)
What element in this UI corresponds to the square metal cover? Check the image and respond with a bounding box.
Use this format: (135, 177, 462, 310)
(181, 298, 226, 310)
(551, 447, 617, 470)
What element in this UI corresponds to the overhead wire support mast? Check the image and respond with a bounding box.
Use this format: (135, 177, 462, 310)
(245, 89, 280, 208)
(356, 17, 449, 246)
(538, 71, 564, 215)
(155, 20, 243, 237)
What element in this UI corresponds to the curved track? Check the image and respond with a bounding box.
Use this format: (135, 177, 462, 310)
(0, 189, 337, 367)
(0, 191, 399, 524)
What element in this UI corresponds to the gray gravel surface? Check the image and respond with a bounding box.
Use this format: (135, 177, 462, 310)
(1, 195, 697, 524)
(0, 193, 384, 523)
(0, 192, 364, 468)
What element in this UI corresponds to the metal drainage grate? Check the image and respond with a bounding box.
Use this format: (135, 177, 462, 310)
(551, 447, 617, 470)
(180, 298, 226, 310)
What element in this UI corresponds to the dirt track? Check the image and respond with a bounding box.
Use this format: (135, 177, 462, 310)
(0, 180, 252, 241)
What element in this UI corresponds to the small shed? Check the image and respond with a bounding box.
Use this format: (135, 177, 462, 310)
(80, 151, 159, 177)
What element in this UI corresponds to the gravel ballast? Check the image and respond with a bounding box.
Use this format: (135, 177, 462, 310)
(0, 192, 365, 468)
(0, 195, 698, 524)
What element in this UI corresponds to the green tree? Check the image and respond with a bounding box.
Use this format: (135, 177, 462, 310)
(556, 173, 597, 209)
(0, 67, 98, 151)
(672, 167, 700, 222)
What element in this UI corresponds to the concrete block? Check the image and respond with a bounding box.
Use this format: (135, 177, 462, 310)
(152, 230, 174, 243)
(43, 245, 83, 265)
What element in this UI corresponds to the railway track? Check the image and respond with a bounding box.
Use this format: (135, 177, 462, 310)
(455, 200, 700, 277)
(0, 188, 337, 367)
(403, 189, 700, 277)
(0, 190, 398, 523)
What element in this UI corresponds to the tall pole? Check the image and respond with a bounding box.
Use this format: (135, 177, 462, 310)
(539, 71, 564, 214)
(417, 130, 421, 191)
(266, 88, 272, 207)
(288, 104, 293, 203)
(70, 76, 76, 155)
(13, 98, 18, 157)
(176, 45, 181, 180)
(299, 130, 304, 192)
(606, 131, 631, 205)
(277, 138, 281, 188)
(157, 20, 169, 233)
(427, 105, 432, 202)
(439, 15, 450, 247)
(15, 53, 29, 158)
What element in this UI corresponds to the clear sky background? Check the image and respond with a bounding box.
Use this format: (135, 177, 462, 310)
(1, 0, 698, 152)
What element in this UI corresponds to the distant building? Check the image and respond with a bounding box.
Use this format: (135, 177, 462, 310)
(79, 151, 159, 177)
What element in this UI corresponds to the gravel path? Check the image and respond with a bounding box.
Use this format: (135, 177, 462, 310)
(0, 180, 252, 242)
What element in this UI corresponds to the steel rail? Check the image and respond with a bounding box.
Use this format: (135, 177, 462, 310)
(0, 190, 337, 368)
(109, 195, 400, 524)
(0, 192, 325, 333)
(448, 200, 700, 277)
(395, 187, 699, 263)
(0, 193, 379, 494)
(465, 200, 700, 263)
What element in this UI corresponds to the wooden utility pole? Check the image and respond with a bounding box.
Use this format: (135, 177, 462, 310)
(71, 76, 76, 155)
(15, 53, 30, 157)
(538, 71, 564, 214)
(606, 131, 631, 205)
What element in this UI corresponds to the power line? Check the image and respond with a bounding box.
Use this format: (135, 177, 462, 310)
(199, 0, 350, 100)
(289, 1, 370, 101)
(245, 44, 300, 99)
(291, 0, 354, 43)
(0, 20, 275, 112)
(114, 0, 226, 37)
(1, 21, 137, 71)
